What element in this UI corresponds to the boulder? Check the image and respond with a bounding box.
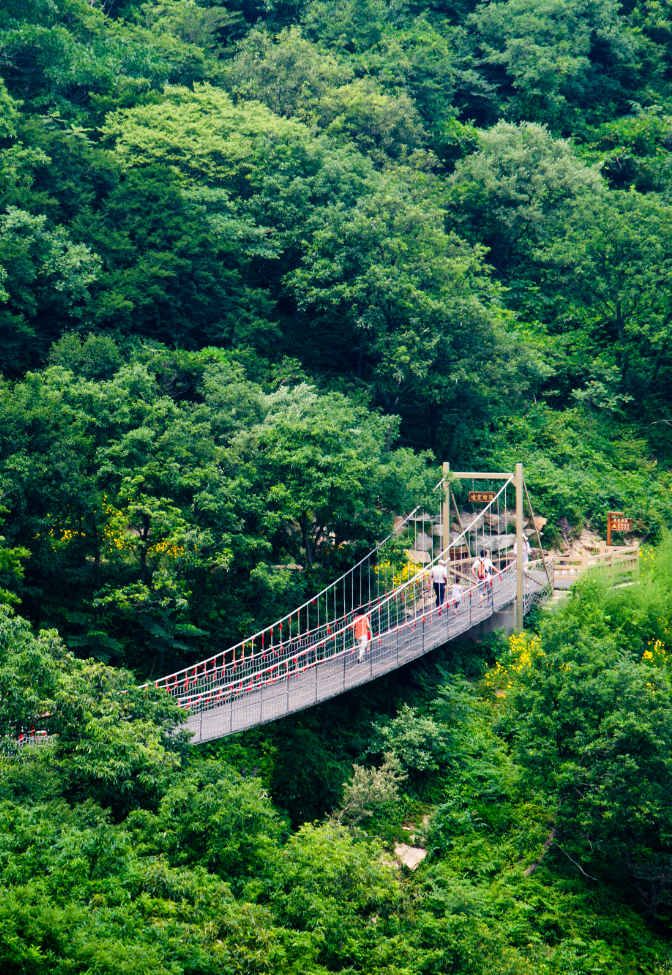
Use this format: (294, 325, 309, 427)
(394, 844, 427, 870)
(406, 549, 430, 565)
(479, 533, 516, 552)
(459, 510, 485, 530)
(483, 514, 514, 533)
(412, 531, 434, 552)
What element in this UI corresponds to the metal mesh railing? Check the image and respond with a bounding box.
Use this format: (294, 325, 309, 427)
(141, 472, 555, 741)
(147, 474, 526, 700)
(187, 559, 556, 743)
(154, 481, 528, 700)
(143, 473, 451, 699)
(3, 730, 55, 752)
(524, 557, 555, 614)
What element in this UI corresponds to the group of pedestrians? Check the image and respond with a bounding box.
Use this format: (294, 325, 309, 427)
(429, 535, 532, 611)
(351, 536, 532, 663)
(429, 551, 492, 613)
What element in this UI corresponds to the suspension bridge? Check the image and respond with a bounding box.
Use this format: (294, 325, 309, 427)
(148, 464, 557, 743)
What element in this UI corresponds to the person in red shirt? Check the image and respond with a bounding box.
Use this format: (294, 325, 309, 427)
(471, 549, 500, 603)
(353, 609, 371, 662)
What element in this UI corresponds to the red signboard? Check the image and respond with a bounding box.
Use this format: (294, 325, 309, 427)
(607, 511, 632, 545)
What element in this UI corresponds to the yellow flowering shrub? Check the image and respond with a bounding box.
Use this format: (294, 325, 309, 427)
(642, 638, 668, 668)
(34, 497, 185, 563)
(484, 632, 545, 698)
(639, 544, 656, 575)
(374, 556, 426, 589)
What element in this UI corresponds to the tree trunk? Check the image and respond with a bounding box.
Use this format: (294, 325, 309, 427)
(300, 513, 313, 567)
(615, 300, 624, 340)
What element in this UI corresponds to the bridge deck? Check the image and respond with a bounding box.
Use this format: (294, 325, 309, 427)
(187, 568, 547, 743)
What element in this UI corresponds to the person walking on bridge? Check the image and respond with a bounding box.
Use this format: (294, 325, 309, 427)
(429, 559, 448, 611)
(512, 535, 531, 588)
(472, 549, 499, 603)
(451, 578, 462, 616)
(353, 609, 371, 662)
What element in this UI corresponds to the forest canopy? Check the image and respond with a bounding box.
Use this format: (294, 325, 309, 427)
(2, 0, 672, 667)
(3, 0, 672, 971)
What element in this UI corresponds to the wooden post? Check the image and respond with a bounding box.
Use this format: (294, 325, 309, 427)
(607, 511, 612, 547)
(523, 476, 552, 591)
(515, 463, 524, 631)
(442, 461, 450, 558)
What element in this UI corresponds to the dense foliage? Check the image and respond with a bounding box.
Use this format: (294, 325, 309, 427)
(2, 545, 672, 972)
(3, 0, 672, 969)
(2, 0, 672, 663)
(0, 339, 433, 672)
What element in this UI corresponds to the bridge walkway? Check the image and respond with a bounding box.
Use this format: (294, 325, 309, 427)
(148, 468, 555, 743)
(187, 561, 549, 743)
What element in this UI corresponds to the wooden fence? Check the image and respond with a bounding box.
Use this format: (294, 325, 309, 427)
(553, 542, 639, 589)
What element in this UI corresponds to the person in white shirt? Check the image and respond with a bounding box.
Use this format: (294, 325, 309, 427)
(451, 580, 462, 615)
(429, 559, 448, 608)
(512, 536, 532, 588)
(512, 536, 531, 563)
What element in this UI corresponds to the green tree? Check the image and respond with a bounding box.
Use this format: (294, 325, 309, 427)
(449, 121, 603, 272)
(0, 607, 188, 816)
(223, 25, 354, 119)
(503, 583, 672, 917)
(470, 0, 644, 127)
(129, 762, 285, 893)
(537, 189, 672, 395)
(233, 383, 434, 567)
(0, 208, 100, 372)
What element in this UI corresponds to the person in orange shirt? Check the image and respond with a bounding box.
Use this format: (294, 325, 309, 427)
(353, 609, 371, 662)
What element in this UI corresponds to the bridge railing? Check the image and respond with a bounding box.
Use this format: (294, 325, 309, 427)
(142, 473, 449, 693)
(172, 555, 555, 722)
(2, 730, 55, 752)
(153, 476, 525, 714)
(145, 461, 534, 705)
(167, 562, 513, 716)
(524, 556, 555, 614)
